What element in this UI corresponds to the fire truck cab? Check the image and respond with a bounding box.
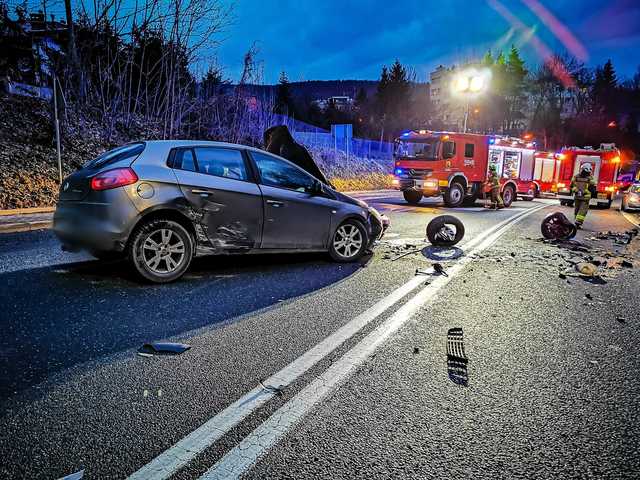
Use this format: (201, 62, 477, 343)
(556, 144, 621, 209)
(393, 130, 519, 208)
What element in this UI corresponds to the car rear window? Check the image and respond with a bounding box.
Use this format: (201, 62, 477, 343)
(83, 143, 145, 169)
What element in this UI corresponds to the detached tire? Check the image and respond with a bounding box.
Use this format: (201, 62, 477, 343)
(128, 219, 194, 283)
(426, 215, 465, 247)
(403, 189, 423, 205)
(329, 219, 368, 263)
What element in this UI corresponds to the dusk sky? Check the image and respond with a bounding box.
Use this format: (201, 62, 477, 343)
(216, 0, 640, 83)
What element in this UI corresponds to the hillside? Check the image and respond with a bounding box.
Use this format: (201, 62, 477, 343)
(0, 94, 392, 209)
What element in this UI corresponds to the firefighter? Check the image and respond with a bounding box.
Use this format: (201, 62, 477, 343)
(486, 164, 504, 209)
(570, 163, 596, 228)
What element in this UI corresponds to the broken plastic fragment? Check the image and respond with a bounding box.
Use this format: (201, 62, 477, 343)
(575, 262, 598, 277)
(138, 342, 191, 356)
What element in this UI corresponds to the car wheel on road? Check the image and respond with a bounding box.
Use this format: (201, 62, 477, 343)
(444, 182, 465, 208)
(426, 215, 465, 247)
(403, 189, 423, 205)
(329, 219, 368, 263)
(128, 219, 194, 283)
(502, 185, 515, 207)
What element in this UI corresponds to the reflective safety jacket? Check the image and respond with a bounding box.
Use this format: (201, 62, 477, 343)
(489, 172, 500, 190)
(570, 174, 596, 200)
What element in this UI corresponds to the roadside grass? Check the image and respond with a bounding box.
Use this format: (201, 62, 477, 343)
(331, 173, 395, 192)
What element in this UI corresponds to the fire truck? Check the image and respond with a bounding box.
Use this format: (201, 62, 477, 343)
(555, 144, 621, 209)
(392, 130, 537, 206)
(532, 150, 562, 195)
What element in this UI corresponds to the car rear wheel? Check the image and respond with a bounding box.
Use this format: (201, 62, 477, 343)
(128, 219, 194, 283)
(329, 220, 368, 263)
(403, 189, 423, 205)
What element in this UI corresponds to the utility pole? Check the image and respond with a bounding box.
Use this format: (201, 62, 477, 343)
(64, 0, 78, 69)
(53, 75, 63, 184)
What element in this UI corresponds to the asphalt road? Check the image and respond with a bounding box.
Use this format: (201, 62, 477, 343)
(0, 192, 639, 479)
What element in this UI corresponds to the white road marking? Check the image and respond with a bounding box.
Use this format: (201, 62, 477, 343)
(127, 204, 547, 480)
(198, 204, 548, 480)
(621, 210, 640, 227)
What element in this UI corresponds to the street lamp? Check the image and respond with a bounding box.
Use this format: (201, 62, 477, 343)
(451, 68, 490, 133)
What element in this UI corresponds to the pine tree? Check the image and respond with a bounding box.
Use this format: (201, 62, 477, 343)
(482, 50, 494, 66)
(593, 59, 618, 117)
(275, 70, 296, 117)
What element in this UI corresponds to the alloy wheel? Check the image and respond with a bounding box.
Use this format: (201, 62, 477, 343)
(333, 224, 363, 259)
(142, 228, 186, 274)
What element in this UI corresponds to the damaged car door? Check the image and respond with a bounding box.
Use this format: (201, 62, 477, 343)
(249, 151, 334, 249)
(170, 147, 263, 250)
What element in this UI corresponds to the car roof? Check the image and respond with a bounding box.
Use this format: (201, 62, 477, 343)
(142, 140, 266, 154)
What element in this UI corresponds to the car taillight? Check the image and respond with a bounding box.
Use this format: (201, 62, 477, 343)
(91, 168, 138, 191)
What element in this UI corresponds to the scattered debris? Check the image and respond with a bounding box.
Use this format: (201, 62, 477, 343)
(559, 273, 567, 279)
(446, 328, 468, 387)
(621, 260, 634, 268)
(138, 342, 191, 356)
(616, 317, 626, 324)
(575, 262, 598, 277)
(433, 263, 448, 277)
(259, 379, 284, 396)
(589, 360, 599, 366)
(585, 293, 593, 300)
(391, 248, 424, 261)
(413, 347, 420, 354)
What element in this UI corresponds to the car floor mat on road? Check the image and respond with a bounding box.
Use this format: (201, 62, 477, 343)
(446, 328, 468, 387)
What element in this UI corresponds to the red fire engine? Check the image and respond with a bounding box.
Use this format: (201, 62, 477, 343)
(392, 130, 537, 206)
(555, 144, 621, 209)
(532, 150, 561, 195)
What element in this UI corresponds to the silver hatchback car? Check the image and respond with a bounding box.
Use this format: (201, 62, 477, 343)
(54, 141, 389, 283)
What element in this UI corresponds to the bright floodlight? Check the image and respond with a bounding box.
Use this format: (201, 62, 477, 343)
(469, 75, 484, 92)
(454, 75, 470, 92)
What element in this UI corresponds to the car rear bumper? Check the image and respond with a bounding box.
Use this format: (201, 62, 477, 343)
(53, 189, 138, 252)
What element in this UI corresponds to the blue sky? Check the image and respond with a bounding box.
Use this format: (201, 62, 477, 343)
(213, 0, 640, 83)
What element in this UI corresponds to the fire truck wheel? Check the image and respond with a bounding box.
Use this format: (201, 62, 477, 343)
(502, 185, 516, 207)
(403, 189, 423, 205)
(426, 215, 465, 247)
(444, 182, 465, 207)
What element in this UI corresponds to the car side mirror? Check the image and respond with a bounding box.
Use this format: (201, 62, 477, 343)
(309, 180, 323, 196)
(443, 141, 455, 159)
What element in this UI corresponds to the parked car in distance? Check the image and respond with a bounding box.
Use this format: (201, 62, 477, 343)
(621, 182, 640, 212)
(54, 141, 389, 283)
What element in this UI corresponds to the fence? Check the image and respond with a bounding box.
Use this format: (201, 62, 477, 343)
(269, 115, 394, 162)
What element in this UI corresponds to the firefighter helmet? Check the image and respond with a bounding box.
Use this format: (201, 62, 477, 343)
(580, 163, 593, 174)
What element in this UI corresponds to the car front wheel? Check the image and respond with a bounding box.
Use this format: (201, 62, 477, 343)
(329, 220, 368, 263)
(128, 219, 194, 283)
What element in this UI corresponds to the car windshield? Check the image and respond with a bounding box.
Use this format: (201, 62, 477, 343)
(395, 140, 439, 159)
(83, 143, 145, 169)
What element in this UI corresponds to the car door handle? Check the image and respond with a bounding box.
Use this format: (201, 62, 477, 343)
(266, 200, 284, 208)
(191, 189, 212, 196)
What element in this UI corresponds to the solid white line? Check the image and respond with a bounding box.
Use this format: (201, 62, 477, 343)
(127, 204, 545, 480)
(199, 204, 548, 480)
(621, 210, 640, 227)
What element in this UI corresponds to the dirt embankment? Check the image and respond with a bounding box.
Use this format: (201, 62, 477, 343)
(0, 94, 393, 209)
